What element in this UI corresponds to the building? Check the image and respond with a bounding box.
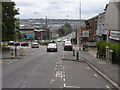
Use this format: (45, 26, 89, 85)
(19, 25, 35, 40)
(105, 0, 120, 43)
(34, 28, 50, 40)
(96, 12, 106, 41)
(86, 16, 98, 42)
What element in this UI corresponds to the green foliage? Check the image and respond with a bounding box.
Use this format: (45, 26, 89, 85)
(40, 42, 49, 45)
(58, 22, 72, 37)
(109, 44, 120, 62)
(96, 40, 120, 63)
(2, 1, 19, 41)
(50, 37, 56, 40)
(2, 47, 10, 51)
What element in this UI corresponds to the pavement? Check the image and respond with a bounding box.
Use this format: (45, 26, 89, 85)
(1, 46, 31, 59)
(62, 47, 119, 89)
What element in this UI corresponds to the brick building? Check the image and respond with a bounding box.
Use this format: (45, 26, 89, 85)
(34, 28, 50, 40)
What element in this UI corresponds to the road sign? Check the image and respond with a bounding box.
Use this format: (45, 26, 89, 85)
(82, 31, 89, 37)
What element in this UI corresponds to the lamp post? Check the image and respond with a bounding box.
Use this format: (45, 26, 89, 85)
(76, 0, 81, 60)
(14, 22, 17, 57)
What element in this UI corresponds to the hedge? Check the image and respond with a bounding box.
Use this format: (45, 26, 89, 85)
(96, 40, 120, 63)
(40, 42, 49, 45)
(2, 47, 11, 51)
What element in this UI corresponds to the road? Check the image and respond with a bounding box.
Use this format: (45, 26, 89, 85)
(2, 43, 113, 89)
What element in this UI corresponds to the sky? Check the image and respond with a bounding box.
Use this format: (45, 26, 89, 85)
(12, 0, 110, 20)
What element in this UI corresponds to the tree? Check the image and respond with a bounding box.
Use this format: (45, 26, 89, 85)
(58, 22, 73, 37)
(2, 1, 19, 41)
(16, 31, 22, 40)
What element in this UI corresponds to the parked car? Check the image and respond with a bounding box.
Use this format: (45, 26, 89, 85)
(21, 42, 29, 46)
(8, 41, 14, 46)
(31, 42, 39, 48)
(64, 43, 73, 51)
(47, 43, 58, 52)
(14, 41, 20, 46)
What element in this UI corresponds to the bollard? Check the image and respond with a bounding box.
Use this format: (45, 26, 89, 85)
(76, 51, 79, 60)
(10, 48, 15, 58)
(15, 45, 17, 57)
(106, 46, 109, 59)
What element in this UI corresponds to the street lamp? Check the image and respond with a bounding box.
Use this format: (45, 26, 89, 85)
(14, 22, 17, 57)
(76, 0, 82, 60)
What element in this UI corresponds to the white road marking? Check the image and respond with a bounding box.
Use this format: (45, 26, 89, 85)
(63, 83, 66, 87)
(63, 74, 65, 77)
(98, 62, 107, 64)
(60, 75, 63, 79)
(12, 59, 18, 63)
(51, 79, 55, 82)
(7, 59, 19, 64)
(55, 71, 62, 78)
(7, 61, 13, 64)
(63, 78, 65, 81)
(64, 86, 80, 88)
(30, 53, 34, 55)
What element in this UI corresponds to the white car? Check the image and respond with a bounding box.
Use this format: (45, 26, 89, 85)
(47, 43, 58, 52)
(31, 42, 39, 48)
(57, 39, 61, 42)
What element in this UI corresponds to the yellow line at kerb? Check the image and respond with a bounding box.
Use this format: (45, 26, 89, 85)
(94, 74, 98, 77)
(105, 85, 112, 90)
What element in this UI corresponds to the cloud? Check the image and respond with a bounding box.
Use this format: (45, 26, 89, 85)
(13, 0, 110, 19)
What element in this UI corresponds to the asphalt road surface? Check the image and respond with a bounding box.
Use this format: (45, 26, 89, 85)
(2, 44, 113, 89)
